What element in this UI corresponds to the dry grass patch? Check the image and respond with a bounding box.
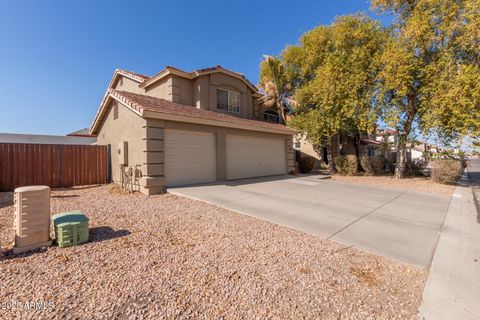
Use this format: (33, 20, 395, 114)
(331, 174, 455, 196)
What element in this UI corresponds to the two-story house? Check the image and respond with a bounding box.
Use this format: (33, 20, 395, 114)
(90, 66, 296, 195)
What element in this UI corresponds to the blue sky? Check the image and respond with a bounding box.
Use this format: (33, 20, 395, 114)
(0, 0, 392, 135)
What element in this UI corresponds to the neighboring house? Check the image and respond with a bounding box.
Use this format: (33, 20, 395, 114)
(67, 128, 96, 138)
(407, 142, 428, 162)
(293, 132, 386, 168)
(360, 137, 384, 157)
(375, 129, 397, 161)
(293, 135, 327, 169)
(91, 67, 296, 195)
(0, 132, 96, 145)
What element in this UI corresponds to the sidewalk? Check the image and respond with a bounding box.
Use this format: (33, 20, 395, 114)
(419, 170, 480, 319)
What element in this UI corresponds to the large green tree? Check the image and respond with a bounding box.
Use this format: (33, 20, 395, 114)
(372, 0, 480, 178)
(282, 14, 385, 167)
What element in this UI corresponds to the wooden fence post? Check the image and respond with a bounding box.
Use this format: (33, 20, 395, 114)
(106, 144, 112, 183)
(57, 145, 62, 187)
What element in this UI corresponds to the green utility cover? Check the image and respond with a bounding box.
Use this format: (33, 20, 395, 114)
(51, 211, 89, 248)
(51, 211, 89, 225)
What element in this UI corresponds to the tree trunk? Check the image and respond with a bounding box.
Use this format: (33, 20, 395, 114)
(327, 136, 337, 173)
(278, 102, 286, 125)
(353, 131, 361, 170)
(394, 94, 416, 179)
(394, 140, 407, 178)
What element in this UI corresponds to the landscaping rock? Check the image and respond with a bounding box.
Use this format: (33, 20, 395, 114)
(1, 185, 425, 319)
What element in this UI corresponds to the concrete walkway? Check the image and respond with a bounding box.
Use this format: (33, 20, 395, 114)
(419, 161, 480, 320)
(169, 174, 450, 269)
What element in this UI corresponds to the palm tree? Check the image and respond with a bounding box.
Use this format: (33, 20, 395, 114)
(258, 55, 295, 124)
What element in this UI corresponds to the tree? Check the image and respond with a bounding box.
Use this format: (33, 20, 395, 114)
(258, 55, 295, 124)
(282, 14, 385, 169)
(372, 0, 480, 178)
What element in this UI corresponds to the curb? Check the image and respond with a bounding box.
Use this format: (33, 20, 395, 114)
(472, 187, 480, 223)
(419, 169, 480, 320)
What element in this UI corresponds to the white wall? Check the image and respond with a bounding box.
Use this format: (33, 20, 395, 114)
(0, 133, 96, 145)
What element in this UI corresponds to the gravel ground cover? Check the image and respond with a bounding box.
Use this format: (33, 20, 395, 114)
(331, 175, 455, 196)
(1, 185, 425, 319)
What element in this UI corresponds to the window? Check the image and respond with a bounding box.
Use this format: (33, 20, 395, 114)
(367, 147, 375, 157)
(217, 89, 240, 113)
(263, 110, 280, 123)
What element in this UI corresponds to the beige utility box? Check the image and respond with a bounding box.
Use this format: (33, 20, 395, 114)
(13, 186, 52, 254)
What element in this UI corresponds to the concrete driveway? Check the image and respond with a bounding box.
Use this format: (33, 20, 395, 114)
(169, 175, 451, 268)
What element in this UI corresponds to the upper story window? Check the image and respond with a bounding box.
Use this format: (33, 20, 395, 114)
(263, 110, 280, 123)
(217, 89, 240, 113)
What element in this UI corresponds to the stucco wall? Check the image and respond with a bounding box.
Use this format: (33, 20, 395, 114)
(114, 72, 258, 121)
(144, 76, 171, 101)
(177, 77, 193, 106)
(113, 76, 144, 94)
(193, 75, 210, 110)
(191, 74, 254, 119)
(145, 118, 294, 184)
(294, 135, 324, 169)
(96, 100, 147, 184)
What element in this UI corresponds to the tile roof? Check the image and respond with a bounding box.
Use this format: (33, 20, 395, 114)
(106, 69, 150, 91)
(110, 90, 295, 134)
(140, 65, 258, 92)
(193, 65, 257, 91)
(116, 69, 150, 82)
(67, 128, 94, 137)
(360, 138, 381, 145)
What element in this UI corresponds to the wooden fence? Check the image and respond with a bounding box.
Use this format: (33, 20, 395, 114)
(0, 143, 110, 191)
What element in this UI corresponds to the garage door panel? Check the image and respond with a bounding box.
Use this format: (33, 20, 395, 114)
(226, 135, 286, 180)
(165, 130, 216, 187)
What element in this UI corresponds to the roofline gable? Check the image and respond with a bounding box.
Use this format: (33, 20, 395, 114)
(107, 69, 149, 89)
(139, 65, 258, 93)
(90, 90, 295, 136)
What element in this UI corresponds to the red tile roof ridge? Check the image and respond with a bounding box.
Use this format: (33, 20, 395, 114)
(115, 68, 150, 82)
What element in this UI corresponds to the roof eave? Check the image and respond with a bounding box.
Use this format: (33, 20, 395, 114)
(140, 66, 258, 93)
(141, 110, 295, 135)
(91, 91, 144, 135)
(90, 91, 111, 135)
(139, 67, 192, 88)
(108, 69, 146, 89)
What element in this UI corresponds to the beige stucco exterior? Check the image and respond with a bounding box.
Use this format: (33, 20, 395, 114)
(95, 100, 149, 189)
(294, 135, 324, 169)
(93, 68, 295, 195)
(111, 68, 264, 121)
(112, 76, 144, 94)
(150, 119, 294, 180)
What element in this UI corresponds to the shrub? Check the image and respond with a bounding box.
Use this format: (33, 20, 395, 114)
(360, 156, 386, 175)
(431, 160, 463, 184)
(298, 155, 315, 173)
(335, 155, 358, 175)
(359, 156, 372, 174)
(370, 156, 386, 175)
(408, 159, 425, 176)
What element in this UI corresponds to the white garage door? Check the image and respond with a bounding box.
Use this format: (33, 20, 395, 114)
(226, 135, 286, 180)
(165, 129, 216, 187)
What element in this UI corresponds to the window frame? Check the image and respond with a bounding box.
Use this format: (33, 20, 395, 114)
(263, 110, 280, 123)
(216, 88, 240, 113)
